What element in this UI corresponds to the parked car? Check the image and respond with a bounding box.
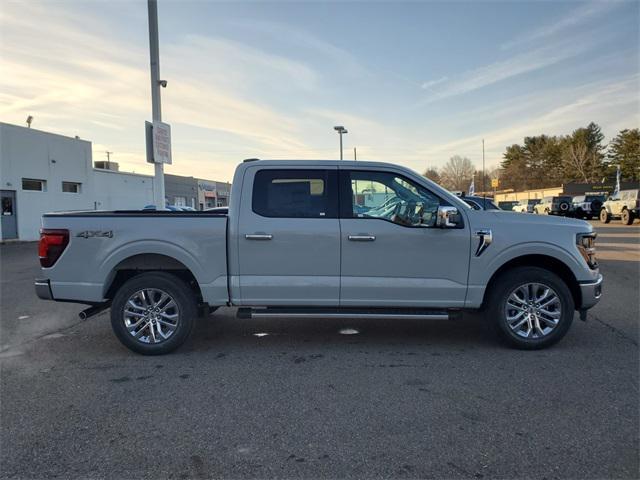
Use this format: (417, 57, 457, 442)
(512, 199, 541, 213)
(571, 195, 605, 220)
(498, 201, 520, 211)
(600, 189, 640, 225)
(533, 196, 573, 216)
(460, 196, 499, 210)
(205, 206, 229, 214)
(35, 159, 602, 354)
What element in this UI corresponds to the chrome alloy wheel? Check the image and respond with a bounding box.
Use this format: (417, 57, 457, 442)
(123, 288, 180, 344)
(504, 283, 562, 339)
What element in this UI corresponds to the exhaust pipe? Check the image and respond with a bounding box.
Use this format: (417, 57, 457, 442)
(79, 302, 111, 320)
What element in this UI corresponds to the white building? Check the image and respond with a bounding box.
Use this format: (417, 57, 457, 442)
(0, 122, 155, 241)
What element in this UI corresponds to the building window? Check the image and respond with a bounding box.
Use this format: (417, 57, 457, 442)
(62, 181, 81, 193)
(22, 178, 46, 191)
(174, 196, 186, 207)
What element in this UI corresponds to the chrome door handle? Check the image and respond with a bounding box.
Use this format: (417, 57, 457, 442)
(348, 235, 376, 241)
(245, 234, 273, 240)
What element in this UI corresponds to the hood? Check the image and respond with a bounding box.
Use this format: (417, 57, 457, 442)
(469, 209, 593, 231)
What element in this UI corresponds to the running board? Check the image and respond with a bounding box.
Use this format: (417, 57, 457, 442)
(237, 307, 453, 321)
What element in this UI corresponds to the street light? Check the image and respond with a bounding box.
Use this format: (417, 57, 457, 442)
(334, 126, 348, 160)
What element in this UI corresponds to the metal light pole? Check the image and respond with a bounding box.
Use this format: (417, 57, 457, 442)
(482, 138, 486, 209)
(148, 0, 165, 207)
(334, 126, 348, 160)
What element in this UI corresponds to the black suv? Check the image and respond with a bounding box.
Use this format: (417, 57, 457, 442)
(571, 195, 606, 220)
(533, 196, 573, 216)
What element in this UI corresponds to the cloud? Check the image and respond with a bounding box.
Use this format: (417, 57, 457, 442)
(420, 40, 593, 104)
(227, 18, 367, 78)
(421, 76, 448, 90)
(417, 74, 640, 166)
(0, 1, 323, 176)
(501, 1, 621, 50)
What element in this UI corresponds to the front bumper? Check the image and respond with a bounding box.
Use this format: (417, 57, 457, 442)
(579, 274, 603, 310)
(35, 279, 53, 300)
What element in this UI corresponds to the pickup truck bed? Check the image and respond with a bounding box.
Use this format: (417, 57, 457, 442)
(38, 211, 229, 306)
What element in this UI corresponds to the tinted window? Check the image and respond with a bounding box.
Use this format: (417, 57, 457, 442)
(342, 170, 443, 227)
(252, 169, 337, 218)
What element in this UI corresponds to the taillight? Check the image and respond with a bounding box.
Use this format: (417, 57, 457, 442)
(39, 229, 69, 267)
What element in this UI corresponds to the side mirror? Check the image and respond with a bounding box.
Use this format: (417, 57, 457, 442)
(436, 206, 460, 228)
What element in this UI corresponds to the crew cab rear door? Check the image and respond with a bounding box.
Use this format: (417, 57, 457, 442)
(338, 168, 471, 308)
(236, 166, 340, 305)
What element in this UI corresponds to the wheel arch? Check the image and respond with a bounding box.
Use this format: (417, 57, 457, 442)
(103, 253, 203, 303)
(481, 254, 581, 310)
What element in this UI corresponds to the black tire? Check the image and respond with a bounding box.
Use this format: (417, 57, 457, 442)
(486, 267, 575, 350)
(621, 209, 634, 225)
(110, 272, 197, 355)
(600, 208, 611, 223)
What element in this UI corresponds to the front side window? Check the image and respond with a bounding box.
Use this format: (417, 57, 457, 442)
(344, 170, 442, 227)
(252, 169, 337, 218)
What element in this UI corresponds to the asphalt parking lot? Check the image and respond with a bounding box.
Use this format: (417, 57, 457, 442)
(1, 221, 638, 479)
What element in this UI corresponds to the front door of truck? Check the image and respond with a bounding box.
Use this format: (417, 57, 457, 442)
(338, 169, 471, 308)
(237, 167, 341, 305)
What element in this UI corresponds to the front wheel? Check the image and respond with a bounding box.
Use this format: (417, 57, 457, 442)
(621, 209, 634, 225)
(110, 272, 197, 355)
(486, 267, 574, 349)
(600, 208, 611, 223)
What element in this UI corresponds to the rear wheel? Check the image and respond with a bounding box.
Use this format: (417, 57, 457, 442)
(622, 209, 634, 225)
(600, 208, 611, 223)
(110, 272, 197, 355)
(486, 267, 574, 349)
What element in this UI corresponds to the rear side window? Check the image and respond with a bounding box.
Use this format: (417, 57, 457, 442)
(252, 169, 338, 218)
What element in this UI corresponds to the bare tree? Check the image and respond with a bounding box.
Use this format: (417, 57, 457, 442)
(422, 168, 441, 184)
(439, 155, 475, 191)
(564, 138, 591, 183)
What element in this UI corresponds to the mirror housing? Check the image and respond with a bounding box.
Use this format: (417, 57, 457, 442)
(436, 206, 460, 228)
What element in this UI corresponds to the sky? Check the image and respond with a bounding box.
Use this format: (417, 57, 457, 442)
(1, 0, 638, 182)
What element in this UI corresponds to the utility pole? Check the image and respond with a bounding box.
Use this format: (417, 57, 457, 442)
(105, 151, 113, 170)
(148, 0, 165, 207)
(334, 126, 348, 160)
(482, 139, 486, 209)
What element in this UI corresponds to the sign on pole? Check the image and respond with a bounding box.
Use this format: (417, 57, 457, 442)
(491, 178, 499, 189)
(145, 120, 172, 164)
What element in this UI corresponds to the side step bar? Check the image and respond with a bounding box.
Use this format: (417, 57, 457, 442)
(237, 307, 454, 321)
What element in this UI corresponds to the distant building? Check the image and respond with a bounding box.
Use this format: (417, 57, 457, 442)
(494, 181, 640, 204)
(197, 179, 231, 209)
(0, 122, 156, 240)
(165, 174, 198, 209)
(0, 122, 231, 240)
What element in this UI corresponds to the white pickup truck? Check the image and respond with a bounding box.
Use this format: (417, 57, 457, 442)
(36, 160, 603, 354)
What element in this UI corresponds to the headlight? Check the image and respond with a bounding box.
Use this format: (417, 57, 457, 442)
(577, 232, 597, 269)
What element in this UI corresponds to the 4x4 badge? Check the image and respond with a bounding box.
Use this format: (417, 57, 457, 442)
(76, 230, 113, 239)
